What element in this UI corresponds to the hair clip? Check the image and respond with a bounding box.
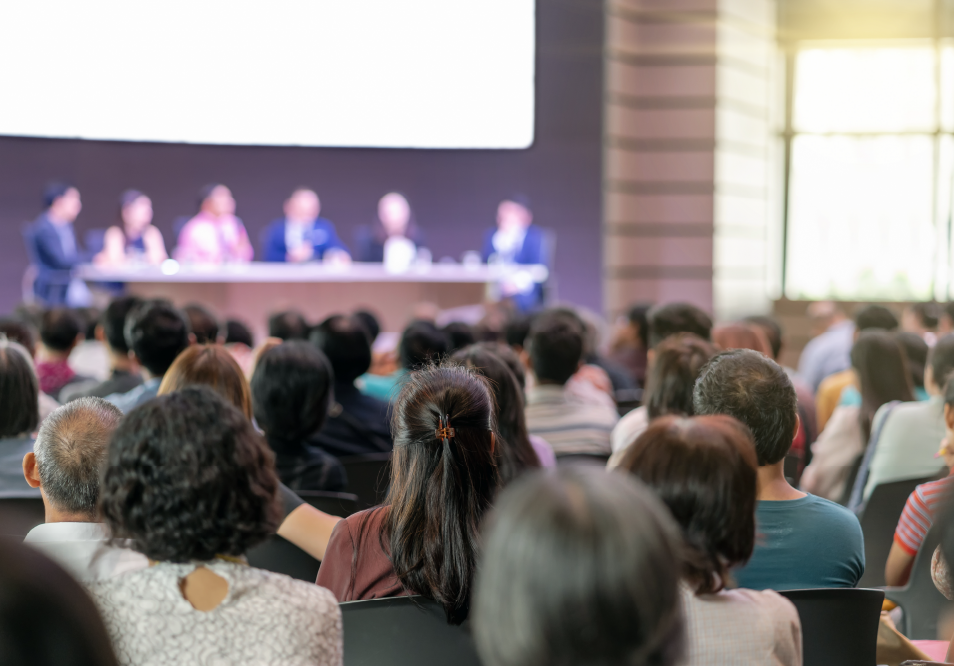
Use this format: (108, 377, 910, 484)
(436, 416, 455, 441)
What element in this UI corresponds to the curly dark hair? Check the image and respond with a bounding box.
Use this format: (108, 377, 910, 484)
(99, 387, 281, 562)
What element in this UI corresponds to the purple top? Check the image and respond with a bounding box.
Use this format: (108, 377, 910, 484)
(530, 435, 557, 468)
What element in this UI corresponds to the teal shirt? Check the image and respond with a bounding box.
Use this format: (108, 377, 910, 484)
(839, 384, 929, 407)
(733, 494, 865, 591)
(357, 369, 407, 402)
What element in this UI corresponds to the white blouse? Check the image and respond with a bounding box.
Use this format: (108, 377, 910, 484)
(89, 559, 342, 666)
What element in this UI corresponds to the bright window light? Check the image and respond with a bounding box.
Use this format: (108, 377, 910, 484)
(0, 0, 535, 149)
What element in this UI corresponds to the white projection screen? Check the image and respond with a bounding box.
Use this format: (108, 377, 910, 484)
(0, 1, 535, 149)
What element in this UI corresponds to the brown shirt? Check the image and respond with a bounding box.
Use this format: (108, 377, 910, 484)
(316, 507, 408, 602)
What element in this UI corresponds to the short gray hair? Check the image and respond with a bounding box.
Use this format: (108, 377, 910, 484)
(34, 397, 123, 519)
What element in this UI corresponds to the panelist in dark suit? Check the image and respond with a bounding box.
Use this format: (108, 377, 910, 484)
(354, 192, 426, 266)
(481, 195, 547, 312)
(28, 182, 89, 306)
(261, 188, 351, 263)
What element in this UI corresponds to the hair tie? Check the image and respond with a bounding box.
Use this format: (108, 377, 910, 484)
(436, 415, 455, 441)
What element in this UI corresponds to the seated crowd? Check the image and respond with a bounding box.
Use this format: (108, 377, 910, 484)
(4, 296, 954, 665)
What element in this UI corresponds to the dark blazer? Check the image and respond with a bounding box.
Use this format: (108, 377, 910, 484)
(27, 214, 87, 305)
(353, 226, 426, 263)
(481, 224, 548, 311)
(261, 217, 349, 262)
(314, 383, 393, 458)
(272, 437, 348, 492)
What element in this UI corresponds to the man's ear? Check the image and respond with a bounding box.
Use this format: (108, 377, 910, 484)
(22, 452, 40, 489)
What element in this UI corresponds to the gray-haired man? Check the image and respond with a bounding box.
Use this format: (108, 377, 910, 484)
(21, 397, 147, 581)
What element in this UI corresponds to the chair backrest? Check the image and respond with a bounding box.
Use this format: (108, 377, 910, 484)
(339, 596, 482, 666)
(245, 535, 321, 583)
(0, 497, 46, 538)
(780, 588, 884, 666)
(339, 453, 392, 510)
(555, 453, 610, 468)
(883, 526, 954, 639)
(296, 490, 359, 518)
(858, 475, 938, 587)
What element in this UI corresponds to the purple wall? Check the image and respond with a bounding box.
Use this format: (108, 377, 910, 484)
(0, 1, 603, 315)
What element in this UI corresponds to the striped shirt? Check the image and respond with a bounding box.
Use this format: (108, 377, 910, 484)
(894, 474, 954, 556)
(524, 385, 618, 456)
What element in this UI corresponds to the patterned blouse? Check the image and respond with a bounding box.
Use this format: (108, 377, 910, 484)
(89, 559, 342, 666)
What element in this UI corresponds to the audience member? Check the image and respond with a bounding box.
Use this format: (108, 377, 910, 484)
(902, 302, 940, 336)
(798, 301, 854, 393)
(536, 307, 616, 407)
(802, 331, 914, 502)
(0, 538, 119, 666)
(897, 331, 930, 400)
(95, 190, 167, 266)
(815, 304, 899, 430)
(90, 388, 342, 665)
(619, 416, 802, 665)
(884, 376, 954, 586)
(35, 308, 90, 400)
(607, 302, 651, 387)
(225, 318, 254, 347)
(105, 300, 191, 412)
(317, 365, 497, 624)
(22, 398, 147, 581)
(712, 322, 772, 356)
(647, 302, 713, 349)
(268, 309, 310, 341)
(694, 349, 864, 589)
(940, 302, 954, 334)
(524, 311, 618, 456)
(442, 321, 477, 353)
(473, 469, 684, 666)
(574, 306, 637, 395)
(28, 181, 89, 306)
(262, 188, 351, 263)
(250, 341, 347, 491)
(503, 312, 532, 351)
(359, 320, 449, 401)
(453, 344, 550, 479)
(173, 183, 254, 264)
(67, 306, 109, 382)
(0, 340, 41, 497)
(354, 192, 425, 266)
(182, 303, 220, 345)
(310, 315, 393, 457)
(0, 317, 59, 421)
(60, 297, 144, 402)
(157, 345, 254, 418)
(353, 309, 381, 343)
(609, 334, 717, 465)
(858, 333, 954, 503)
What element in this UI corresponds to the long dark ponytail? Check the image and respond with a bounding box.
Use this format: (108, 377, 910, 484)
(384, 364, 498, 624)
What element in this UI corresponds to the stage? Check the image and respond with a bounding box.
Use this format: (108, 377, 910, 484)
(75, 262, 549, 339)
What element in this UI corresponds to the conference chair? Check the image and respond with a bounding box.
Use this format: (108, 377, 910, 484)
(780, 588, 884, 666)
(339, 453, 392, 510)
(339, 596, 482, 666)
(883, 526, 954, 640)
(246, 535, 321, 583)
(0, 496, 46, 538)
(296, 490, 359, 518)
(858, 474, 939, 588)
(555, 453, 611, 468)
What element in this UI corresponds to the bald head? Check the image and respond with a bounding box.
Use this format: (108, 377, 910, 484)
(33, 398, 122, 520)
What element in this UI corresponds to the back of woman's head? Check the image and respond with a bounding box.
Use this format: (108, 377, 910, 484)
(712, 322, 772, 356)
(251, 340, 334, 451)
(386, 364, 498, 624)
(645, 333, 718, 420)
(473, 469, 684, 666)
(851, 331, 914, 440)
(0, 339, 39, 438)
(157, 344, 252, 419)
(451, 345, 540, 485)
(100, 387, 281, 562)
(896, 331, 929, 391)
(0, 538, 118, 666)
(618, 415, 758, 594)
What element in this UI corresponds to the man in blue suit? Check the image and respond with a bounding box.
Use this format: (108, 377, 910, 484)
(481, 195, 548, 312)
(261, 188, 351, 263)
(28, 182, 90, 306)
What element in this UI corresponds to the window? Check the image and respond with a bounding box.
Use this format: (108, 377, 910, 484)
(784, 42, 954, 301)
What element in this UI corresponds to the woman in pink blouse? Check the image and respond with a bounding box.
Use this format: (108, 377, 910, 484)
(173, 183, 253, 264)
